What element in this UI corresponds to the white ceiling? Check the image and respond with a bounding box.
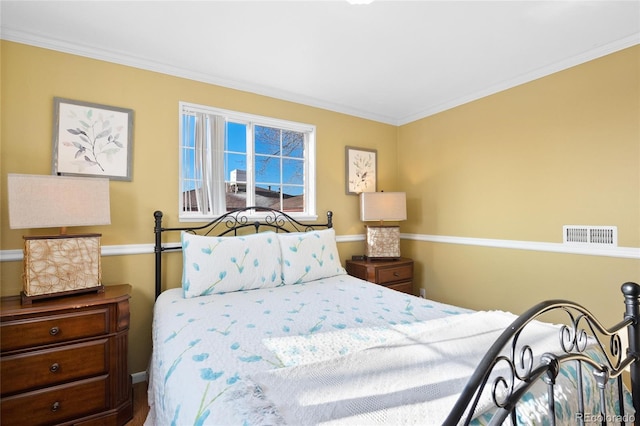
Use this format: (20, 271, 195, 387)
(2, 1, 639, 125)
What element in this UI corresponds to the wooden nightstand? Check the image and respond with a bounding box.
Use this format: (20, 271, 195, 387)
(345, 257, 414, 294)
(0, 284, 133, 426)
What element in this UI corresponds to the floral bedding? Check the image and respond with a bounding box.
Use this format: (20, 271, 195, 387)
(146, 276, 633, 425)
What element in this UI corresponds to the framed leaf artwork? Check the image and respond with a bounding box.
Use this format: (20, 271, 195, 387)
(52, 97, 134, 181)
(345, 146, 377, 195)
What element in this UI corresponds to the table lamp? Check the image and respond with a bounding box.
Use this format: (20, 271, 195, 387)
(359, 191, 406, 259)
(7, 174, 111, 304)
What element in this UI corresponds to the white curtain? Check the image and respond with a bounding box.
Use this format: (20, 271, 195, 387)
(194, 113, 226, 215)
(210, 115, 226, 214)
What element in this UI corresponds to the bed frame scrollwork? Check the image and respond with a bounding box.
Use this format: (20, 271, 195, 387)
(445, 282, 640, 425)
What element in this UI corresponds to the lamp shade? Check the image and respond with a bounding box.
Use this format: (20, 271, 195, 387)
(8, 174, 111, 230)
(8, 174, 111, 304)
(360, 192, 406, 222)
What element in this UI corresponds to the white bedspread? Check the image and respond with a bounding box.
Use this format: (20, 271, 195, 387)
(227, 310, 561, 425)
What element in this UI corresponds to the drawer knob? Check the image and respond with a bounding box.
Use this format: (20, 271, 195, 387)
(393, 272, 400, 277)
(51, 401, 61, 412)
(49, 363, 60, 373)
(49, 326, 60, 336)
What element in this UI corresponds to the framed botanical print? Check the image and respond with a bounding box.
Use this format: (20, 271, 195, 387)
(345, 146, 377, 195)
(52, 97, 134, 181)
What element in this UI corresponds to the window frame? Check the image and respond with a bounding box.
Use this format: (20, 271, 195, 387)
(179, 101, 317, 222)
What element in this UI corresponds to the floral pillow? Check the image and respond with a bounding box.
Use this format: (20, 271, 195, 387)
(181, 231, 282, 298)
(278, 228, 346, 285)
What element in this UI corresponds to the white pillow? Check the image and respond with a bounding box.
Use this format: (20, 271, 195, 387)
(278, 228, 346, 285)
(181, 231, 282, 297)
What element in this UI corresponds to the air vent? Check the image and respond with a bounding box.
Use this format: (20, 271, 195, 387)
(563, 225, 617, 247)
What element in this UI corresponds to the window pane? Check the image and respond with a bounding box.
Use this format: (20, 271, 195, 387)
(282, 186, 304, 212)
(181, 114, 197, 213)
(255, 125, 281, 156)
(282, 130, 304, 158)
(225, 153, 247, 181)
(254, 186, 280, 209)
(283, 158, 303, 185)
(225, 122, 248, 210)
(181, 148, 195, 187)
(181, 115, 196, 188)
(226, 153, 247, 211)
(226, 121, 246, 153)
(182, 114, 196, 146)
(255, 154, 279, 186)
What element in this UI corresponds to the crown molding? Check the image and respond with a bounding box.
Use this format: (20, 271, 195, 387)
(5, 27, 636, 127)
(398, 34, 640, 125)
(0, 29, 397, 125)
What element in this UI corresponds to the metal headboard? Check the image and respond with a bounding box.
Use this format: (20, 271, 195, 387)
(444, 282, 640, 425)
(153, 207, 334, 299)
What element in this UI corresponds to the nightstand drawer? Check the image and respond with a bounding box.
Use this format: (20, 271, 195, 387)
(345, 258, 415, 295)
(1, 308, 109, 352)
(1, 376, 108, 426)
(386, 281, 413, 294)
(377, 264, 413, 284)
(1, 339, 108, 395)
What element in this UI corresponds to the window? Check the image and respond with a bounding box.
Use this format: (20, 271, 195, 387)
(179, 102, 316, 221)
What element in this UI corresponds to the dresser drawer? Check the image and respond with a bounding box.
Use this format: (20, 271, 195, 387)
(377, 264, 413, 284)
(0, 339, 109, 396)
(0, 375, 108, 426)
(1, 308, 109, 352)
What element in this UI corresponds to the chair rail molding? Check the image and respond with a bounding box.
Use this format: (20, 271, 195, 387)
(405, 233, 640, 259)
(1, 233, 638, 261)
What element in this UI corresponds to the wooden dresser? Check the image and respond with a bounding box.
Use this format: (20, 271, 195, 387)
(345, 257, 414, 294)
(0, 284, 133, 426)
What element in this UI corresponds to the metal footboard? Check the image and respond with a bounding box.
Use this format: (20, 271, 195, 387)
(444, 282, 640, 425)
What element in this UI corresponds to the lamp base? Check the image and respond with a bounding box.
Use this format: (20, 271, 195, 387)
(21, 285, 105, 306)
(365, 226, 401, 260)
(22, 233, 103, 305)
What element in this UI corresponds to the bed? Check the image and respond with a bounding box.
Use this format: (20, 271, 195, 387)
(147, 207, 639, 425)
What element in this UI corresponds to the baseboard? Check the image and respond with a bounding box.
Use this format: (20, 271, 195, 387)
(132, 371, 148, 384)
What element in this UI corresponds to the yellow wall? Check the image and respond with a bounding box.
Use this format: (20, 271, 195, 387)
(398, 45, 640, 326)
(0, 41, 396, 373)
(1, 40, 639, 375)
